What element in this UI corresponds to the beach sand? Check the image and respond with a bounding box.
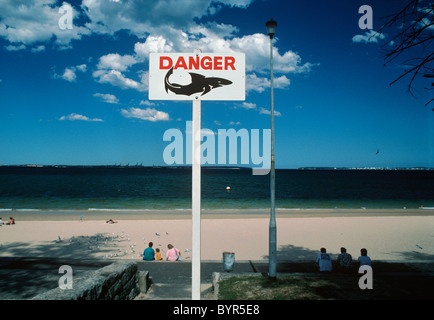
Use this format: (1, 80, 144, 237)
(0, 209, 433, 262)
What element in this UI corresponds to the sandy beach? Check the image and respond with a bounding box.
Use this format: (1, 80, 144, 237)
(0, 209, 433, 262)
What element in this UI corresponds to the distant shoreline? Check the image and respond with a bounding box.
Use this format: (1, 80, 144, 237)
(4, 208, 434, 222)
(1, 164, 433, 170)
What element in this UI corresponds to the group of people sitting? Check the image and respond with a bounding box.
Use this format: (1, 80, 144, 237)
(315, 247, 372, 273)
(0, 217, 15, 226)
(142, 242, 181, 262)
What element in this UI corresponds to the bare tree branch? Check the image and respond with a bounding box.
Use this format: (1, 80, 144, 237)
(378, 0, 434, 107)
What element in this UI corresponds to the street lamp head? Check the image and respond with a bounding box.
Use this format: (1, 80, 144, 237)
(266, 18, 277, 39)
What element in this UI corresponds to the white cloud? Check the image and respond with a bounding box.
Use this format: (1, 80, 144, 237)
(239, 102, 257, 110)
(227, 33, 315, 73)
(245, 74, 285, 92)
(0, 0, 313, 99)
(420, 17, 434, 31)
(0, 0, 90, 47)
(245, 73, 268, 93)
(352, 30, 386, 43)
(4, 44, 26, 51)
(81, 0, 253, 37)
(140, 100, 156, 106)
(31, 45, 46, 53)
(0, 0, 313, 86)
(93, 69, 146, 91)
(94, 27, 311, 96)
(217, 0, 254, 8)
(97, 53, 137, 71)
(0, 0, 314, 96)
(54, 64, 87, 82)
(93, 93, 119, 104)
(61, 67, 77, 82)
(92, 52, 147, 92)
(236, 101, 282, 117)
(121, 107, 170, 122)
(259, 107, 282, 117)
(75, 64, 87, 72)
(59, 113, 103, 122)
(245, 73, 291, 93)
(136, 28, 314, 75)
(89, 5, 314, 81)
(134, 36, 174, 60)
(274, 75, 291, 89)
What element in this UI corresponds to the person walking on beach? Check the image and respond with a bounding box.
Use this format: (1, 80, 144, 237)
(166, 244, 181, 261)
(336, 247, 353, 272)
(315, 248, 332, 272)
(143, 242, 155, 261)
(358, 248, 372, 267)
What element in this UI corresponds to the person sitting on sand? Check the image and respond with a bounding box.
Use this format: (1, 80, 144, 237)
(6, 217, 15, 225)
(155, 248, 163, 261)
(143, 242, 155, 261)
(0, 218, 3, 226)
(105, 219, 118, 224)
(336, 247, 353, 272)
(358, 248, 372, 267)
(166, 244, 181, 261)
(315, 248, 332, 272)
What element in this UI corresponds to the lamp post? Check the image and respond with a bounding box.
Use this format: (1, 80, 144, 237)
(266, 18, 277, 279)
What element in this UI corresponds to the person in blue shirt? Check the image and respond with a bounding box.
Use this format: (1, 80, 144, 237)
(143, 242, 155, 261)
(315, 247, 333, 272)
(358, 248, 372, 267)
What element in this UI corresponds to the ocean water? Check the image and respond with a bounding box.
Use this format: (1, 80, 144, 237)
(0, 166, 433, 212)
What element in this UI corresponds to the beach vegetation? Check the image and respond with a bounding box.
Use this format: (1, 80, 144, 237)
(217, 262, 434, 300)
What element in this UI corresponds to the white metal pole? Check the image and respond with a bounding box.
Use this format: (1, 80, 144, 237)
(192, 98, 201, 300)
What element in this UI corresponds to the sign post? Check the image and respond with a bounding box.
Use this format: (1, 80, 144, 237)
(149, 51, 245, 300)
(192, 97, 201, 300)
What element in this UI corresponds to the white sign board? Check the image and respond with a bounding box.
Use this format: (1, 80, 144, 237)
(149, 52, 245, 101)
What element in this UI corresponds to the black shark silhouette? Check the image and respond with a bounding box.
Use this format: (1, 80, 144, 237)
(165, 67, 232, 96)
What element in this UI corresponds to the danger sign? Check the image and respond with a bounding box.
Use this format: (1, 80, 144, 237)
(149, 52, 245, 101)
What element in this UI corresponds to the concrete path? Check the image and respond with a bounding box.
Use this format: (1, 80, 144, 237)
(136, 260, 265, 300)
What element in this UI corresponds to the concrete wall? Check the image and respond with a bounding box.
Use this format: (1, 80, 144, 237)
(32, 261, 145, 300)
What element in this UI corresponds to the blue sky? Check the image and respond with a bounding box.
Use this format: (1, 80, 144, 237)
(0, 0, 433, 168)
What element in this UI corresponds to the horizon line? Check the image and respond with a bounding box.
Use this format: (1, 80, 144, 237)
(1, 164, 433, 170)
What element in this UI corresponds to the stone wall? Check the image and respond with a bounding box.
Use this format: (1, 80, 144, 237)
(32, 261, 145, 300)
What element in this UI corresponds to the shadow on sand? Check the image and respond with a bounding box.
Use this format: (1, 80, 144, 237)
(0, 233, 132, 299)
